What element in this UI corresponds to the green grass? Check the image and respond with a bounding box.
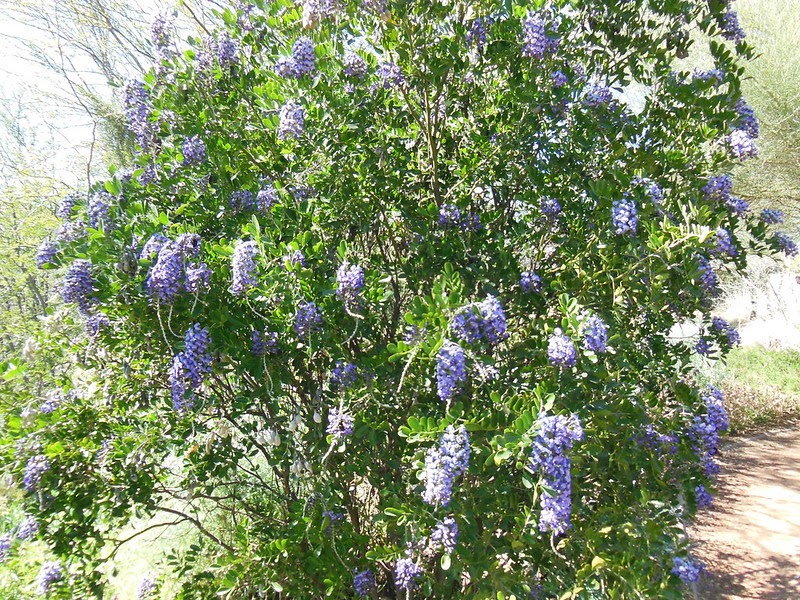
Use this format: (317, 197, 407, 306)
(701, 347, 800, 433)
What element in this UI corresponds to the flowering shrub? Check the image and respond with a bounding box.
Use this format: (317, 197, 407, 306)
(1, 0, 792, 598)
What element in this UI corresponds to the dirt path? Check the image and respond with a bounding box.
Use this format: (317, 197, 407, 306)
(691, 427, 800, 599)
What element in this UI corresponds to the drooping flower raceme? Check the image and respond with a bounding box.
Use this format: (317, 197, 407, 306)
(17, 515, 38, 540)
(146, 241, 184, 301)
(451, 296, 507, 345)
(63, 259, 95, 314)
(137, 577, 157, 599)
(88, 191, 111, 229)
(548, 329, 577, 368)
(170, 324, 212, 412)
(352, 568, 375, 598)
(278, 100, 304, 140)
(520, 271, 542, 292)
(336, 261, 365, 310)
(775, 232, 798, 257)
(530, 413, 584, 535)
(182, 135, 206, 165)
(435, 340, 466, 402)
(35, 561, 63, 595)
(612, 196, 638, 235)
(36, 241, 58, 268)
(231, 240, 259, 296)
(671, 556, 703, 584)
(429, 516, 459, 554)
(582, 314, 608, 353)
(394, 555, 423, 591)
(252, 330, 278, 357)
(330, 361, 358, 391)
(23, 455, 50, 492)
(421, 425, 471, 506)
(295, 301, 323, 340)
(727, 129, 758, 160)
(326, 408, 354, 438)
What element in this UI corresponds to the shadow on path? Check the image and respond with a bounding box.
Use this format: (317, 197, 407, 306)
(691, 427, 800, 599)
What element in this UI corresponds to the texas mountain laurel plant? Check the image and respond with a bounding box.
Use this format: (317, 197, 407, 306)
(6, 0, 795, 598)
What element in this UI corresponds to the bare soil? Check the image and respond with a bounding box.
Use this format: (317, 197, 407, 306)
(690, 427, 800, 599)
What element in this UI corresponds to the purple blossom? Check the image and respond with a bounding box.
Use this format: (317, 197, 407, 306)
(690, 386, 729, 459)
(231, 240, 259, 296)
(521, 271, 542, 292)
(552, 70, 568, 87)
(336, 261, 365, 310)
(376, 62, 404, 89)
(278, 100, 304, 140)
(140, 233, 168, 260)
(63, 259, 95, 314)
(343, 52, 368, 79)
(467, 18, 488, 51)
(530, 413, 584, 535)
(36, 241, 58, 268)
(17, 515, 38, 540)
(292, 37, 316, 77)
(353, 568, 375, 598)
(395, 556, 422, 591)
(436, 340, 466, 402)
(451, 295, 507, 345)
(39, 391, 62, 414)
(284, 249, 306, 269)
(584, 84, 614, 108)
(429, 517, 458, 554)
(695, 485, 713, 509)
(582, 314, 608, 353)
(548, 330, 577, 368)
(170, 325, 212, 412)
(541, 196, 562, 219)
(185, 262, 211, 293)
(230, 190, 256, 212)
(438, 204, 480, 231)
(775, 232, 798, 257)
(697, 256, 719, 296)
(326, 408, 354, 438)
(147, 241, 184, 301)
(257, 183, 278, 211)
(330, 361, 358, 391)
(672, 556, 703, 584)
(727, 129, 758, 160)
(721, 8, 745, 43)
(56, 192, 80, 220)
(759, 208, 784, 225)
(734, 98, 759, 138)
(274, 57, 296, 78)
(695, 337, 713, 356)
(711, 317, 741, 347)
(295, 301, 323, 339)
(177, 233, 201, 257)
(702, 174, 733, 203)
(23, 455, 50, 492)
(122, 80, 154, 151)
(422, 425, 470, 506)
(713, 227, 737, 257)
(137, 577, 157, 599)
(55, 220, 85, 244)
(521, 13, 549, 59)
(151, 14, 172, 57)
(88, 191, 111, 229)
(216, 33, 239, 68)
(252, 329, 278, 357)
(182, 135, 206, 166)
(0, 534, 10, 562)
(86, 312, 110, 337)
(35, 561, 63, 595)
(612, 196, 638, 235)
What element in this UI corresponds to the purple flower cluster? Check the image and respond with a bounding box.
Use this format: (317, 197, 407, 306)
(216, 33, 239, 68)
(376, 62, 405, 89)
(182, 135, 206, 166)
(336, 262, 365, 310)
(695, 337, 713, 356)
(36, 241, 58, 268)
(522, 13, 555, 59)
(170, 325, 212, 412)
(55, 220, 85, 244)
(672, 556, 703, 584)
(541, 196, 562, 219)
(702, 174, 732, 203)
(231, 240, 259, 296)
(252, 329, 278, 357)
(775, 232, 798, 257)
(140, 233, 168, 259)
(721, 8, 745, 43)
(422, 425, 470, 506)
(612, 196, 638, 235)
(467, 18, 488, 51)
(84, 309, 107, 335)
(284, 250, 306, 269)
(582, 314, 608, 353)
(331, 361, 358, 391)
(278, 100, 304, 141)
(759, 208, 784, 225)
(697, 256, 719, 296)
(185, 262, 211, 293)
(230, 190, 256, 212)
(711, 316, 741, 347)
(17, 515, 38, 540)
(734, 98, 759, 138)
(343, 52, 368, 79)
(122, 80, 154, 151)
(146, 241, 184, 301)
(530, 414, 584, 535)
(88, 191, 111, 229)
(326, 408, 354, 438)
(552, 69, 568, 88)
(35, 561, 63, 595)
(353, 568, 375, 598)
(275, 37, 316, 79)
(521, 271, 542, 292)
(636, 424, 678, 456)
(695, 484, 713, 509)
(137, 577, 157, 599)
(429, 516, 459, 554)
(727, 129, 758, 160)
(295, 301, 323, 339)
(438, 204, 480, 231)
(151, 14, 172, 57)
(23, 455, 50, 491)
(63, 259, 95, 314)
(713, 227, 737, 257)
(451, 296, 507, 345)
(395, 555, 422, 591)
(690, 386, 729, 472)
(548, 330, 577, 368)
(435, 340, 467, 402)
(257, 183, 278, 211)
(584, 84, 614, 108)
(39, 391, 62, 414)
(0, 534, 10, 562)
(56, 192, 79, 219)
